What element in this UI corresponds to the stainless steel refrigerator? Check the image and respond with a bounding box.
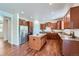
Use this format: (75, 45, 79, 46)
(19, 26, 28, 44)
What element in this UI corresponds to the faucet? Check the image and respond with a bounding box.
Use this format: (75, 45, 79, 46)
(70, 31, 76, 38)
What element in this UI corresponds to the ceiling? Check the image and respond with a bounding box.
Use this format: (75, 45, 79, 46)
(0, 3, 74, 23)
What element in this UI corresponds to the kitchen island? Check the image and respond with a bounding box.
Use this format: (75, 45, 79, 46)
(29, 34, 47, 50)
(29, 32, 79, 55)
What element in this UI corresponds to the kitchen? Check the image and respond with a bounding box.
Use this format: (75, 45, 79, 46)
(0, 3, 79, 56)
(19, 5, 79, 56)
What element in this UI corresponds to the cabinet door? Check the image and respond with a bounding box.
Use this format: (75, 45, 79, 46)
(64, 17, 70, 29)
(28, 21, 33, 34)
(46, 22, 57, 29)
(40, 24, 46, 30)
(63, 40, 79, 55)
(70, 6, 79, 28)
(52, 23, 57, 29)
(19, 20, 28, 26)
(57, 21, 62, 29)
(19, 20, 23, 25)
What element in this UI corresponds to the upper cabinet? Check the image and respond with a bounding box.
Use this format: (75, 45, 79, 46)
(63, 12, 70, 29)
(28, 21, 33, 34)
(51, 22, 57, 29)
(63, 6, 79, 29)
(56, 21, 62, 29)
(46, 22, 57, 29)
(19, 19, 28, 26)
(40, 24, 46, 30)
(40, 6, 79, 29)
(40, 22, 57, 30)
(70, 6, 79, 29)
(46, 22, 51, 27)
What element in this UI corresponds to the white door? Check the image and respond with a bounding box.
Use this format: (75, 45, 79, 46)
(3, 17, 11, 42)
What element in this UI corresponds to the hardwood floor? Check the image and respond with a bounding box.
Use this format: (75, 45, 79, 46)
(0, 38, 79, 56)
(0, 39, 62, 56)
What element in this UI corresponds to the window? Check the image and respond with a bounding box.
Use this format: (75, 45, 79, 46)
(0, 16, 3, 32)
(0, 24, 3, 32)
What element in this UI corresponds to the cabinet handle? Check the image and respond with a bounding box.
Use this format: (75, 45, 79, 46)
(33, 39, 35, 40)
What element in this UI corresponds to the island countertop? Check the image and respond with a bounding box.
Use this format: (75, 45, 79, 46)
(30, 33, 46, 38)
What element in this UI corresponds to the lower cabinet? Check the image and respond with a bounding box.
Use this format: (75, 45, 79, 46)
(29, 35, 46, 50)
(63, 40, 79, 56)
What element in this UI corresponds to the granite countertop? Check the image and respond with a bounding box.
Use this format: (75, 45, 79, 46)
(58, 33, 79, 41)
(30, 33, 46, 37)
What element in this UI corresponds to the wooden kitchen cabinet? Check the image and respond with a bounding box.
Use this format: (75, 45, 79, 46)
(40, 24, 46, 30)
(46, 22, 51, 27)
(63, 40, 79, 56)
(62, 6, 79, 29)
(19, 20, 22, 25)
(70, 6, 79, 28)
(51, 22, 57, 29)
(56, 21, 62, 29)
(63, 10, 70, 29)
(46, 22, 57, 29)
(29, 34, 46, 50)
(28, 21, 33, 34)
(64, 17, 70, 29)
(19, 19, 28, 26)
(63, 6, 79, 29)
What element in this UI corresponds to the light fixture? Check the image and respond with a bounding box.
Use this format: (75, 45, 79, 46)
(30, 16, 33, 18)
(34, 20, 39, 24)
(21, 11, 24, 14)
(49, 3, 52, 6)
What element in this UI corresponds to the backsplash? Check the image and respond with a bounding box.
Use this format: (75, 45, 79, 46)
(63, 29, 79, 38)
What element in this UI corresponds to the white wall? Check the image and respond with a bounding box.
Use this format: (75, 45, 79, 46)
(0, 32, 3, 38)
(0, 10, 13, 43)
(0, 10, 20, 45)
(0, 16, 3, 39)
(11, 13, 19, 45)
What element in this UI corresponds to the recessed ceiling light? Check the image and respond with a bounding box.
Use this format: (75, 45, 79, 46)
(34, 20, 39, 24)
(30, 16, 33, 18)
(49, 3, 52, 6)
(21, 11, 24, 14)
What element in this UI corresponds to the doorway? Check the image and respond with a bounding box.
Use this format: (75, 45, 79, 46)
(3, 16, 11, 43)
